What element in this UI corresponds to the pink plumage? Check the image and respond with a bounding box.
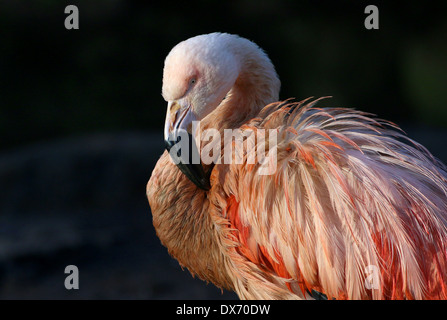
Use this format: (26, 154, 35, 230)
(147, 33, 447, 299)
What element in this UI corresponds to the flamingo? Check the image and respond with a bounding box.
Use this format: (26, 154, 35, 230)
(147, 33, 447, 299)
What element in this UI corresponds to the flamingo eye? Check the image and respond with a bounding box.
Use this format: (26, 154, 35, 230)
(190, 78, 196, 85)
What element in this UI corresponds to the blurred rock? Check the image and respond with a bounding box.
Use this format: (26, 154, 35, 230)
(0, 132, 237, 299)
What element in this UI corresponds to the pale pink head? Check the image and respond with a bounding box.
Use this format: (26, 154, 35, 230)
(161, 32, 280, 190)
(162, 33, 242, 123)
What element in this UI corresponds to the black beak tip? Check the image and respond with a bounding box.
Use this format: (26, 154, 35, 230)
(164, 135, 211, 191)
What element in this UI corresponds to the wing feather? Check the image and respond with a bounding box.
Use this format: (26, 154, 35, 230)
(214, 98, 447, 299)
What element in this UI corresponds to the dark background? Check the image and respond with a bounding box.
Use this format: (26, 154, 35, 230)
(0, 0, 446, 299)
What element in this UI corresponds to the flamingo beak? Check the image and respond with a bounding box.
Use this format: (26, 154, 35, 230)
(164, 100, 211, 191)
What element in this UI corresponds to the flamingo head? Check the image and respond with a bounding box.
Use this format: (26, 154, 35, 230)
(160, 33, 279, 190)
(161, 33, 241, 190)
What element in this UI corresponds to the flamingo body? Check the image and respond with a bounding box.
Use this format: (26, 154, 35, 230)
(147, 33, 447, 299)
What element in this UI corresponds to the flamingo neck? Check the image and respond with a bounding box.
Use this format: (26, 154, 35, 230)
(201, 43, 281, 133)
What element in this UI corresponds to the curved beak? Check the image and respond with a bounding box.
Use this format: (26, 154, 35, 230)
(164, 100, 211, 191)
